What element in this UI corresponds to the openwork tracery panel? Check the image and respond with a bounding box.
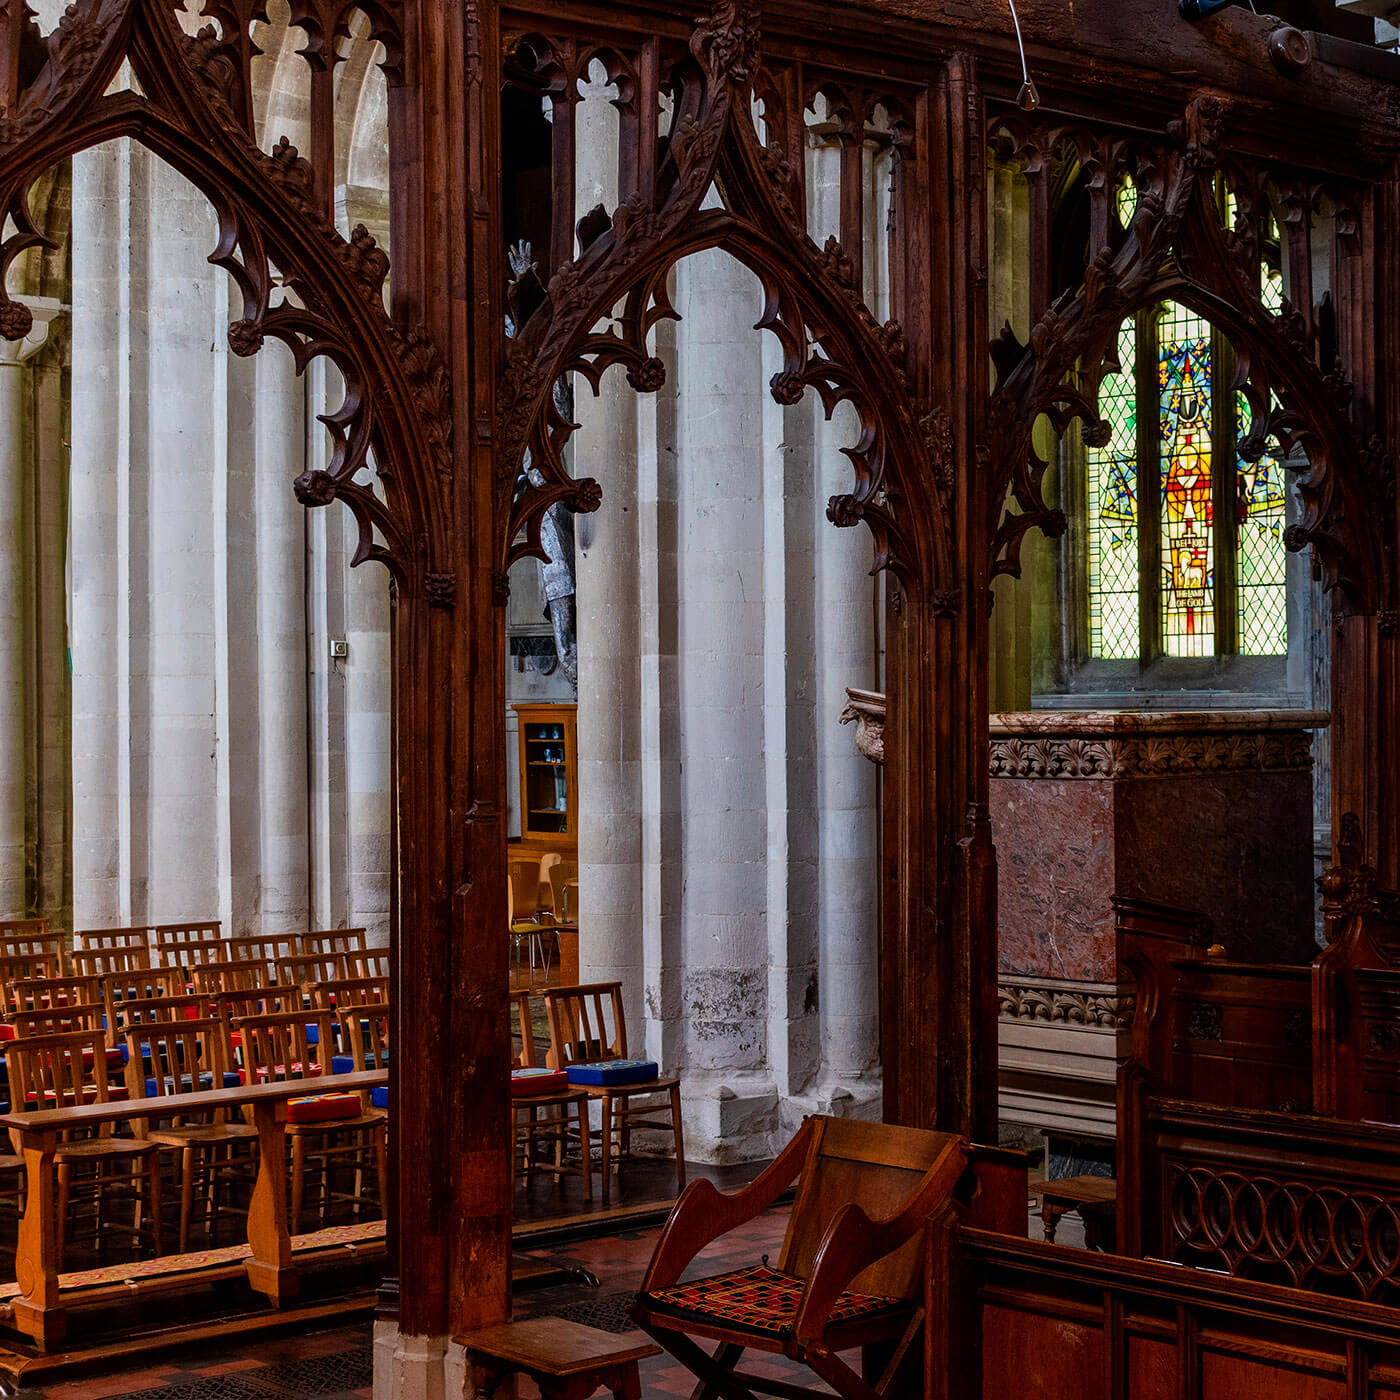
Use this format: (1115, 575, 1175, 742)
(495, 0, 957, 600)
(0, 0, 447, 590)
(985, 97, 1392, 618)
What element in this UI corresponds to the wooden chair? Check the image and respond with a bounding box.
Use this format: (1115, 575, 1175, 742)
(512, 990, 591, 1200)
(508, 882, 555, 989)
(228, 935, 299, 965)
(4, 974, 102, 1020)
(543, 982, 684, 1203)
(232, 1009, 387, 1229)
(0, 950, 62, 986)
(340, 948, 390, 981)
(298, 928, 368, 956)
(73, 925, 150, 953)
(6, 1028, 163, 1267)
(151, 921, 223, 966)
(191, 960, 272, 998)
(71, 944, 157, 983)
(274, 953, 344, 993)
(0, 924, 67, 974)
(123, 1015, 255, 1252)
(632, 1116, 969, 1400)
(106, 992, 211, 1041)
(9, 999, 107, 1039)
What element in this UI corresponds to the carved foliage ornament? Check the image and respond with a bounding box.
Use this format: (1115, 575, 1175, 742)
(0, 0, 450, 592)
(497, 0, 952, 597)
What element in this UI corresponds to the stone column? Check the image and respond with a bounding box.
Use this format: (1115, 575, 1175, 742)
(0, 297, 61, 915)
(574, 68, 645, 1025)
(252, 343, 312, 933)
(70, 140, 145, 926)
(672, 247, 775, 1158)
(142, 153, 222, 922)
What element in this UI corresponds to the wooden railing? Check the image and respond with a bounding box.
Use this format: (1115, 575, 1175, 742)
(0, 1069, 386, 1348)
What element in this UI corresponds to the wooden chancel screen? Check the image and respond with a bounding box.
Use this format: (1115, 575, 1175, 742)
(5, 0, 1400, 1368)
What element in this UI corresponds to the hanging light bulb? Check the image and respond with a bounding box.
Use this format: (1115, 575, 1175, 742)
(1006, 0, 1041, 111)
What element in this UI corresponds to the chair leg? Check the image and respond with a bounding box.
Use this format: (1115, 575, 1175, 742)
(55, 1162, 70, 1272)
(179, 1146, 195, 1254)
(290, 1134, 305, 1233)
(670, 1082, 687, 1191)
(599, 1095, 613, 1205)
(577, 1097, 592, 1202)
(146, 1153, 163, 1256)
(374, 1123, 388, 1218)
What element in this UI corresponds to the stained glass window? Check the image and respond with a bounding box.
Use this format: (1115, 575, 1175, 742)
(1087, 321, 1139, 658)
(1083, 296, 1290, 664)
(1158, 302, 1214, 658)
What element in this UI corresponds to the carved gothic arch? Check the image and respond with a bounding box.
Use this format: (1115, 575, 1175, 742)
(0, 0, 449, 597)
(986, 93, 1392, 617)
(497, 3, 955, 604)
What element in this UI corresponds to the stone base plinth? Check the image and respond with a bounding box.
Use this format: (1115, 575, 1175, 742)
(992, 709, 1327, 980)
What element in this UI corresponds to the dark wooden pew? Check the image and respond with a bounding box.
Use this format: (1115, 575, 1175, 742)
(1116, 896, 1314, 1114)
(928, 1220, 1400, 1400)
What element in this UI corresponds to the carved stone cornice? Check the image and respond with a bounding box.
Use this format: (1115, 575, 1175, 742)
(840, 693, 1328, 779)
(997, 976, 1135, 1030)
(988, 730, 1316, 779)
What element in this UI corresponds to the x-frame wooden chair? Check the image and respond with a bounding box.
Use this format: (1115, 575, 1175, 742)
(631, 1115, 968, 1400)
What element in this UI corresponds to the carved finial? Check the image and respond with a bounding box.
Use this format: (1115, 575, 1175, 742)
(1317, 811, 1378, 915)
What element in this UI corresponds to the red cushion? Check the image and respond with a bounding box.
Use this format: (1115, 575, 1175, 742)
(511, 1068, 570, 1098)
(643, 1264, 904, 1338)
(287, 1092, 361, 1123)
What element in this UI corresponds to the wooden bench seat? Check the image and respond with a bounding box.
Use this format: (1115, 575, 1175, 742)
(457, 1318, 659, 1400)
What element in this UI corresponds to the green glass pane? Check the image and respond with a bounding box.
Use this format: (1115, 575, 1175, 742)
(1087, 320, 1138, 659)
(1236, 389, 1288, 656)
(1158, 302, 1214, 658)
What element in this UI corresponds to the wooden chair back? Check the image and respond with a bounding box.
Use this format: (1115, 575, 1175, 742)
(71, 945, 153, 981)
(0, 918, 48, 936)
(0, 950, 62, 984)
(340, 949, 390, 981)
(229, 935, 300, 964)
(233, 1008, 338, 1081)
(191, 960, 272, 997)
(543, 983, 627, 1070)
(124, 1016, 237, 1103)
(509, 857, 542, 923)
(780, 1117, 966, 1300)
(74, 925, 149, 953)
(332, 996, 391, 1072)
(0, 927, 67, 972)
(298, 928, 368, 956)
(308, 976, 390, 1012)
(106, 993, 210, 1040)
(216, 986, 300, 1021)
(152, 923, 226, 970)
(512, 989, 538, 1068)
(8, 999, 107, 1039)
(537, 854, 562, 915)
(3, 974, 100, 1018)
(7, 1027, 124, 1124)
(274, 953, 343, 991)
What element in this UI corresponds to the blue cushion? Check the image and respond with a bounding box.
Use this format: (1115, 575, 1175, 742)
(144, 1070, 218, 1096)
(566, 1059, 660, 1087)
(370, 1085, 388, 1110)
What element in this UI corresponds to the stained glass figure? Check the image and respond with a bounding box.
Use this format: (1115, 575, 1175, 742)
(1087, 320, 1138, 658)
(1158, 303, 1214, 658)
(1236, 390, 1288, 655)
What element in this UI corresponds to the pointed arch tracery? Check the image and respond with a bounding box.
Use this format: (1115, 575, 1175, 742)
(0, 0, 444, 591)
(496, 2, 956, 605)
(986, 94, 1392, 617)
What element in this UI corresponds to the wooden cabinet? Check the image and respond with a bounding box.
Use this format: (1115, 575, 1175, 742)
(512, 702, 578, 856)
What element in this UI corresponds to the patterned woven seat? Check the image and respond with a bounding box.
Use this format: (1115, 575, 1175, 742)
(643, 1263, 904, 1339)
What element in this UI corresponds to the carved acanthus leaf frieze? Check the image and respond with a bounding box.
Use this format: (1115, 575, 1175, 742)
(989, 731, 1315, 779)
(997, 979, 1135, 1030)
